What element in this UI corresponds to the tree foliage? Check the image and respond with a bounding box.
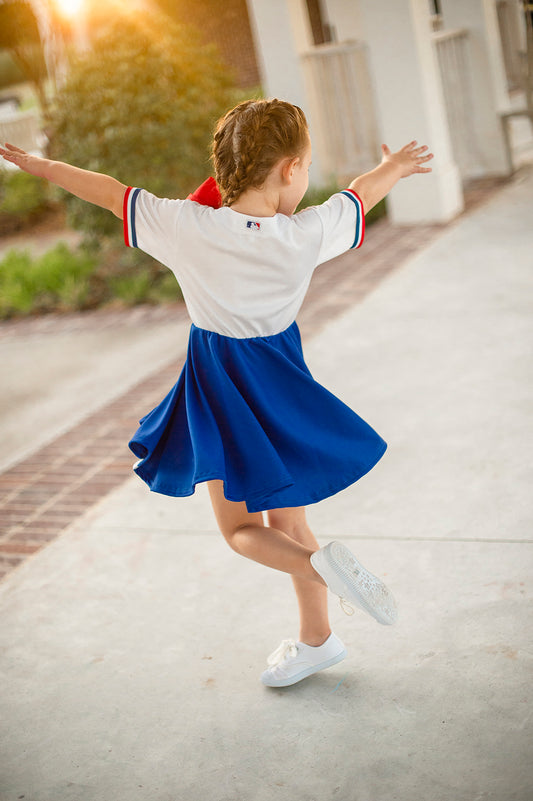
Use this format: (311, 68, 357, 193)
(49, 11, 235, 246)
(0, 1, 48, 110)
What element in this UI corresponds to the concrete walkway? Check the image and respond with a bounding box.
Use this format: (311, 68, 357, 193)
(0, 303, 191, 474)
(0, 169, 532, 801)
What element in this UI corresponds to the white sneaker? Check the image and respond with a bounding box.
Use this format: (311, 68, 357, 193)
(260, 633, 347, 688)
(310, 541, 397, 626)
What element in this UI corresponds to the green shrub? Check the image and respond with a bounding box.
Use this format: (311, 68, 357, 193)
(0, 242, 96, 318)
(0, 170, 49, 220)
(110, 269, 153, 307)
(0, 52, 25, 89)
(32, 242, 94, 309)
(54, 273, 91, 310)
(49, 10, 235, 249)
(0, 249, 34, 316)
(0, 2, 49, 112)
(0, 239, 183, 318)
(149, 270, 181, 303)
(297, 183, 340, 212)
(365, 198, 387, 225)
(109, 267, 182, 307)
(94, 241, 180, 304)
(298, 184, 387, 226)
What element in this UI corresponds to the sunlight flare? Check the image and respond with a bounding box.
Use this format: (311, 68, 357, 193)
(55, 0, 84, 18)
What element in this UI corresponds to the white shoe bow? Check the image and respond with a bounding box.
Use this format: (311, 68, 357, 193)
(267, 638, 298, 667)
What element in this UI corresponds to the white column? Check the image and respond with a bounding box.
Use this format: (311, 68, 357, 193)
(245, 0, 306, 100)
(358, 0, 463, 224)
(322, 0, 363, 42)
(441, 0, 511, 176)
(245, 0, 325, 184)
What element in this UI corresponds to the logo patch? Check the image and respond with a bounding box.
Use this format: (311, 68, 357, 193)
(246, 220, 261, 230)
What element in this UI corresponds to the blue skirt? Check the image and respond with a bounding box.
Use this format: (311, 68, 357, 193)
(129, 322, 387, 513)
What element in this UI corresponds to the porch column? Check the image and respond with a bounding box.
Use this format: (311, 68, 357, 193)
(358, 0, 463, 223)
(441, 0, 511, 175)
(245, 0, 325, 184)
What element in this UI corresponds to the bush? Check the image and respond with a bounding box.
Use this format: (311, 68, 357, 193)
(49, 10, 235, 248)
(297, 183, 340, 212)
(0, 240, 183, 319)
(0, 242, 96, 318)
(0, 249, 34, 315)
(0, 170, 50, 231)
(298, 183, 387, 225)
(365, 198, 387, 225)
(0, 52, 25, 89)
(110, 268, 153, 307)
(0, 1, 49, 112)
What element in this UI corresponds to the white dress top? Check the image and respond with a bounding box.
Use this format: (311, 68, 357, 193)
(124, 187, 364, 339)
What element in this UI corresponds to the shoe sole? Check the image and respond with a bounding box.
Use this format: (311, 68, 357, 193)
(261, 648, 347, 688)
(311, 542, 397, 626)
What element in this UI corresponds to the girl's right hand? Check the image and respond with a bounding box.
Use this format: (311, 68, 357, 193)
(0, 143, 48, 178)
(1, 144, 125, 216)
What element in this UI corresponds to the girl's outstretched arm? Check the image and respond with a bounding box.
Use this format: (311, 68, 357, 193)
(350, 141, 433, 213)
(0, 143, 127, 219)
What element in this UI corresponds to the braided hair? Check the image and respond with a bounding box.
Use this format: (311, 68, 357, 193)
(212, 99, 309, 207)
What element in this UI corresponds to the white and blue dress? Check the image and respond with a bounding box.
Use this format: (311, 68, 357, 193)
(123, 187, 386, 513)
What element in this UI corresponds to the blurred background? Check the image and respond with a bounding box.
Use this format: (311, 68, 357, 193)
(0, 0, 532, 319)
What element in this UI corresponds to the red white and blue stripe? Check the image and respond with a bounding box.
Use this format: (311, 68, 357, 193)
(123, 186, 141, 248)
(124, 184, 364, 251)
(340, 188, 365, 249)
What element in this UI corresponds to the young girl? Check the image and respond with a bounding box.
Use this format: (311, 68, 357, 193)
(0, 98, 432, 688)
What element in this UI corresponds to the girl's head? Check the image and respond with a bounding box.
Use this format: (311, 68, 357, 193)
(212, 98, 310, 209)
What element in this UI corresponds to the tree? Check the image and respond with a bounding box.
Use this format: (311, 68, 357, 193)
(49, 10, 235, 246)
(0, 1, 48, 113)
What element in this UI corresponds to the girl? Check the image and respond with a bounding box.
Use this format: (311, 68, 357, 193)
(0, 98, 432, 688)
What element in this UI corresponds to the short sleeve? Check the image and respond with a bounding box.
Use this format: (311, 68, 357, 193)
(309, 189, 365, 265)
(123, 187, 184, 267)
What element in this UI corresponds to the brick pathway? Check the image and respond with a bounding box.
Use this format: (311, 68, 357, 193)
(0, 179, 505, 580)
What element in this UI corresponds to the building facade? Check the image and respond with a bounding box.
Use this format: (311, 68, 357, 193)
(246, 0, 532, 223)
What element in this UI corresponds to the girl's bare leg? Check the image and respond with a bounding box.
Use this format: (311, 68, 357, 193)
(267, 506, 331, 647)
(207, 480, 330, 647)
(207, 480, 325, 585)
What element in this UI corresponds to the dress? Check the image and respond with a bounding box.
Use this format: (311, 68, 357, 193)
(124, 185, 386, 513)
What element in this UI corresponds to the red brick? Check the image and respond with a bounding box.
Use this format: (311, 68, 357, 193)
(8, 527, 64, 542)
(0, 508, 30, 522)
(0, 554, 24, 571)
(34, 511, 78, 524)
(0, 542, 41, 554)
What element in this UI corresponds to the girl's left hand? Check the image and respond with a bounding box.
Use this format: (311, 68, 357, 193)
(381, 141, 434, 178)
(0, 142, 47, 178)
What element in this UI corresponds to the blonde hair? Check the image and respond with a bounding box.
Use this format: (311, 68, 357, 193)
(212, 98, 309, 206)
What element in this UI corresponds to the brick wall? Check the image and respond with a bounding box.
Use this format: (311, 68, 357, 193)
(156, 0, 260, 88)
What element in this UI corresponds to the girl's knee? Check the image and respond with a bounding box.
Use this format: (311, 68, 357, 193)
(219, 521, 247, 552)
(208, 480, 263, 549)
(267, 507, 309, 541)
(221, 522, 254, 554)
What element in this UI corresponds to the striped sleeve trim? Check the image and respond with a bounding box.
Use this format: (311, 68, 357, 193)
(123, 186, 141, 248)
(340, 188, 365, 249)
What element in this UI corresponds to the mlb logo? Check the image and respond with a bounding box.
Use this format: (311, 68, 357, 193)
(246, 220, 261, 230)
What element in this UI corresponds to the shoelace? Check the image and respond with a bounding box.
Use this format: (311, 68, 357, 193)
(267, 638, 298, 667)
(339, 597, 355, 616)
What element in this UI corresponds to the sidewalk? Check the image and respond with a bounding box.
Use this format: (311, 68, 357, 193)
(0, 170, 532, 801)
